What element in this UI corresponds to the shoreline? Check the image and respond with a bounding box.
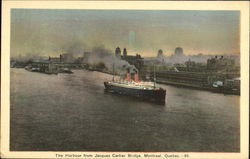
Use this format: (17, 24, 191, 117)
(14, 67, 240, 96)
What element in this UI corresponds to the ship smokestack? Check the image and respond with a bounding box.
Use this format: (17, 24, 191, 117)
(134, 73, 140, 83)
(125, 73, 131, 81)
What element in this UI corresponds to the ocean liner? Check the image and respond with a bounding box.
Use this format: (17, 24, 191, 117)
(104, 67, 166, 103)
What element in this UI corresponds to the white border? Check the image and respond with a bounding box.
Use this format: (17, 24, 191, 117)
(1, 1, 249, 159)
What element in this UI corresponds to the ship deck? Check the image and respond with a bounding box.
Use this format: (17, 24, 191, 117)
(106, 81, 159, 90)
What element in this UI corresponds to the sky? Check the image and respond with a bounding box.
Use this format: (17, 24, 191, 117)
(10, 9, 240, 57)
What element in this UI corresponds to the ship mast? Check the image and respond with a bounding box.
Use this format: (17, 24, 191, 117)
(154, 65, 156, 89)
(112, 63, 115, 81)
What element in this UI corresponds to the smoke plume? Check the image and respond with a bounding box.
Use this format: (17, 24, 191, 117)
(87, 46, 138, 74)
(62, 42, 86, 57)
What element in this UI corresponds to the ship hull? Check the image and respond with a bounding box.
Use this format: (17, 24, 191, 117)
(104, 82, 166, 104)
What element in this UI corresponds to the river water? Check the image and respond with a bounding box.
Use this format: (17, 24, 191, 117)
(10, 68, 240, 152)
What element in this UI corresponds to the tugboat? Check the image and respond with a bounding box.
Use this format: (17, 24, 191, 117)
(104, 65, 166, 104)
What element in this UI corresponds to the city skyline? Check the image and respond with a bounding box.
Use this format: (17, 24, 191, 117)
(11, 9, 240, 57)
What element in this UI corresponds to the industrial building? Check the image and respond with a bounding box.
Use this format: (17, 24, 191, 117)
(115, 47, 144, 71)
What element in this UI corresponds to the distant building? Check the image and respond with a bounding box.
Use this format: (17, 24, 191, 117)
(60, 53, 74, 63)
(185, 59, 207, 72)
(83, 52, 91, 63)
(174, 47, 184, 56)
(115, 47, 121, 58)
(207, 56, 235, 71)
(48, 53, 75, 63)
(123, 48, 127, 57)
(48, 56, 61, 63)
(157, 49, 165, 63)
(122, 54, 144, 71)
(165, 47, 187, 64)
(185, 59, 196, 71)
(224, 77, 240, 89)
(117, 47, 144, 70)
(75, 57, 84, 64)
(157, 49, 163, 58)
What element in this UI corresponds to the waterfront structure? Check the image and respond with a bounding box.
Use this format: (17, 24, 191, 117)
(207, 56, 235, 71)
(83, 52, 91, 63)
(185, 59, 207, 72)
(49, 53, 75, 63)
(25, 62, 59, 74)
(60, 53, 74, 63)
(75, 57, 84, 64)
(48, 56, 61, 63)
(25, 61, 83, 74)
(224, 77, 240, 89)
